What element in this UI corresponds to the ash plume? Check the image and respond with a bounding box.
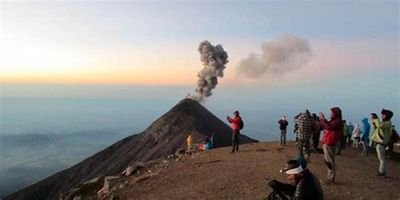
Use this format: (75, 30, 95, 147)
(236, 35, 311, 78)
(189, 41, 228, 102)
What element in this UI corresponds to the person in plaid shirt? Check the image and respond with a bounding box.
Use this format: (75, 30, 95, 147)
(294, 110, 315, 159)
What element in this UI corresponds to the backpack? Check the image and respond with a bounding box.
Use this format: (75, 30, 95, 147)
(392, 130, 399, 143)
(239, 119, 244, 130)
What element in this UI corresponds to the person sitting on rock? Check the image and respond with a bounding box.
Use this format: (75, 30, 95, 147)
(195, 136, 212, 151)
(267, 159, 323, 200)
(204, 136, 213, 151)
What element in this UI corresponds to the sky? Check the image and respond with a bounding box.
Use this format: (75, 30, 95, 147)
(0, 0, 399, 87)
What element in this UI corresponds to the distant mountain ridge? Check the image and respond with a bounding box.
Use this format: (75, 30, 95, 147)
(6, 98, 258, 200)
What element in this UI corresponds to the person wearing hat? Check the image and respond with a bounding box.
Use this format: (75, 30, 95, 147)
(227, 110, 243, 153)
(370, 109, 393, 176)
(267, 159, 323, 200)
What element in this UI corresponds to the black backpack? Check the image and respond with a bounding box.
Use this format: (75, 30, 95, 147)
(239, 119, 244, 130)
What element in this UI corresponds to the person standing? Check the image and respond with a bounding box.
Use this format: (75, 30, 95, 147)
(361, 118, 371, 156)
(369, 113, 379, 147)
(278, 116, 289, 146)
(347, 122, 354, 147)
(320, 107, 343, 184)
(352, 124, 361, 148)
(387, 126, 398, 158)
(294, 110, 314, 159)
(227, 111, 243, 153)
(312, 113, 322, 151)
(370, 109, 393, 177)
(186, 134, 193, 151)
(336, 120, 348, 155)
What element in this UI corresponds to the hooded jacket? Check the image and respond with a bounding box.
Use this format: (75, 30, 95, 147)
(361, 118, 370, 141)
(370, 118, 392, 146)
(321, 107, 343, 146)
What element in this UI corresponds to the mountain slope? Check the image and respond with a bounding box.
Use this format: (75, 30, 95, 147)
(6, 98, 257, 200)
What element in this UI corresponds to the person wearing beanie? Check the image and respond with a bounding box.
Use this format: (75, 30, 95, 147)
(267, 159, 323, 200)
(319, 107, 343, 184)
(370, 109, 393, 177)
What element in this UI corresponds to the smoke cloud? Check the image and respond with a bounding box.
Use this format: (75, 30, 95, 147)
(189, 41, 228, 102)
(236, 35, 311, 78)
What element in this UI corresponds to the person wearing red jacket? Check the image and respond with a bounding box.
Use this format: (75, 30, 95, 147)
(319, 107, 343, 184)
(227, 111, 242, 153)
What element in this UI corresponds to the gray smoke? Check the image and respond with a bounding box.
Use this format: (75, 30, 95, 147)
(189, 41, 228, 102)
(236, 35, 311, 78)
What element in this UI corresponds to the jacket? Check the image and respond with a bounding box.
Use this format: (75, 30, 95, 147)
(227, 116, 242, 131)
(186, 135, 193, 147)
(361, 118, 370, 141)
(321, 109, 343, 146)
(370, 119, 392, 146)
(352, 125, 361, 138)
(279, 119, 289, 131)
(273, 170, 324, 200)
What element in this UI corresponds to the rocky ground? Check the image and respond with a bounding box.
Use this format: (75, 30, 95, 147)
(74, 141, 400, 200)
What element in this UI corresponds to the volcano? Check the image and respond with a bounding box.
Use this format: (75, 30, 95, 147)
(6, 98, 258, 200)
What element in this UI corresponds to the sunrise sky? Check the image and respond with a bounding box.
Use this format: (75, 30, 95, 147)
(0, 1, 399, 86)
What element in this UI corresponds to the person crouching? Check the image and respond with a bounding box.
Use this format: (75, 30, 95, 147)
(267, 159, 323, 200)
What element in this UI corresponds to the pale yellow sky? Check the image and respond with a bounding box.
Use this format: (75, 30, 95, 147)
(0, 1, 398, 85)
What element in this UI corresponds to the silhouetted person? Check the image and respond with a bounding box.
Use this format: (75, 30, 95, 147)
(387, 125, 398, 158)
(312, 113, 322, 151)
(336, 120, 347, 155)
(278, 116, 289, 146)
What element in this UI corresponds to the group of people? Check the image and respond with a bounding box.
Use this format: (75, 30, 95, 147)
(186, 110, 243, 153)
(269, 107, 396, 200)
(279, 111, 323, 159)
(185, 107, 396, 200)
(186, 133, 215, 151)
